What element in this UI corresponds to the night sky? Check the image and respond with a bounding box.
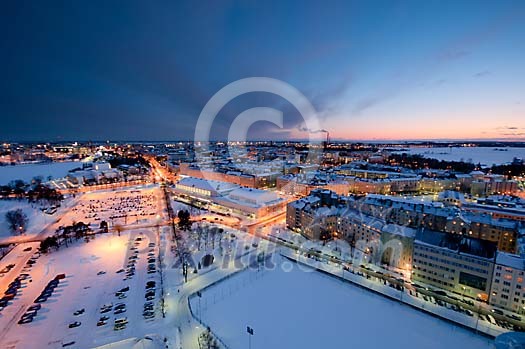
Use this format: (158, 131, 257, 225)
(1, 0, 524, 142)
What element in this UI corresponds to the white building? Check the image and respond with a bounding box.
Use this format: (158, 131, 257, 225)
(490, 252, 525, 314)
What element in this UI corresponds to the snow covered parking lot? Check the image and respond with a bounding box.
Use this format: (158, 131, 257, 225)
(0, 230, 163, 349)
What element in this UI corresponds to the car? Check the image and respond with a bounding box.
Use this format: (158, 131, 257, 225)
(97, 271, 106, 275)
(117, 293, 127, 299)
(55, 273, 66, 280)
(119, 286, 130, 292)
(40, 290, 53, 298)
(23, 247, 32, 252)
(147, 270, 156, 274)
(116, 269, 125, 273)
(492, 309, 504, 316)
(114, 308, 126, 315)
(115, 317, 128, 324)
(97, 320, 107, 326)
(74, 308, 85, 316)
(114, 324, 126, 331)
(35, 296, 48, 303)
(507, 314, 522, 321)
(100, 307, 112, 314)
(18, 317, 33, 324)
(148, 258, 156, 263)
(62, 341, 75, 347)
(135, 237, 142, 241)
(28, 304, 41, 311)
(148, 243, 155, 247)
(5, 288, 18, 296)
(22, 310, 37, 319)
(99, 315, 110, 321)
(145, 295, 155, 301)
(68, 321, 81, 328)
(143, 313, 155, 319)
(145, 291, 155, 297)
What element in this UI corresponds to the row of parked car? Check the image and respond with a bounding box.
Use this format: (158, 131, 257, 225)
(17, 273, 65, 325)
(18, 304, 41, 324)
(35, 273, 65, 304)
(1, 250, 39, 311)
(2, 273, 29, 307)
(143, 281, 156, 319)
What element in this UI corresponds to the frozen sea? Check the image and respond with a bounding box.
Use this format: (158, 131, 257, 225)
(193, 260, 494, 349)
(0, 161, 80, 185)
(390, 146, 525, 167)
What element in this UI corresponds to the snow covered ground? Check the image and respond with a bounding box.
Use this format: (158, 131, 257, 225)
(0, 162, 81, 186)
(68, 187, 162, 228)
(0, 230, 164, 349)
(192, 256, 495, 349)
(391, 146, 525, 166)
(0, 200, 68, 239)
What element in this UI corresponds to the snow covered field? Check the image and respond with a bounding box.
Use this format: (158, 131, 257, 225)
(193, 258, 495, 349)
(0, 162, 80, 185)
(392, 147, 525, 166)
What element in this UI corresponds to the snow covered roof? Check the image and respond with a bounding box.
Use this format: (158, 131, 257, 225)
(227, 187, 283, 206)
(496, 252, 525, 270)
(176, 176, 239, 194)
(382, 224, 417, 238)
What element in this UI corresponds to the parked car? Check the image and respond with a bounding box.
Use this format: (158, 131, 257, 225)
(74, 308, 85, 316)
(68, 321, 81, 328)
(18, 317, 33, 324)
(28, 304, 41, 311)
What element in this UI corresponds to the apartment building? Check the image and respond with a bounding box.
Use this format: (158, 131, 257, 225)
(412, 230, 496, 301)
(489, 253, 525, 314)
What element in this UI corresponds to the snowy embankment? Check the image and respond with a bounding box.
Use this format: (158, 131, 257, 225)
(0, 161, 80, 186)
(192, 254, 494, 349)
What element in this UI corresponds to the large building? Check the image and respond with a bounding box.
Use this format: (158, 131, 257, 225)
(174, 176, 285, 219)
(412, 230, 496, 301)
(490, 253, 525, 314)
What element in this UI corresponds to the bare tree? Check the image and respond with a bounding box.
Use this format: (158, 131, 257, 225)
(5, 209, 29, 234)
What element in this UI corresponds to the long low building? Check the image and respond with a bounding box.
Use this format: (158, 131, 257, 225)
(173, 176, 286, 219)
